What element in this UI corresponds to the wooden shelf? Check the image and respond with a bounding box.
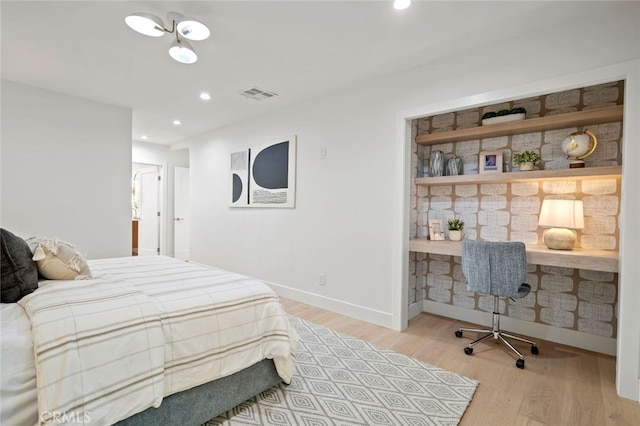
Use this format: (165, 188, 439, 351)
(415, 105, 623, 146)
(415, 166, 621, 186)
(409, 239, 619, 273)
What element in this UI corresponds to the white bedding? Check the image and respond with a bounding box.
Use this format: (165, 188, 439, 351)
(1, 256, 298, 426)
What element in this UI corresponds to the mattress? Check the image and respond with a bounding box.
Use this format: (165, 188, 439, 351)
(1, 256, 298, 425)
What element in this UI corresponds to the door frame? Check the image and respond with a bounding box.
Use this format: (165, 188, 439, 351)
(132, 162, 167, 256)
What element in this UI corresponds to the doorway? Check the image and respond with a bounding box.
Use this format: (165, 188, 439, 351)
(174, 167, 190, 261)
(132, 163, 162, 256)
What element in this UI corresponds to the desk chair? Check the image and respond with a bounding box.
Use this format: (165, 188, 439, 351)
(455, 239, 539, 369)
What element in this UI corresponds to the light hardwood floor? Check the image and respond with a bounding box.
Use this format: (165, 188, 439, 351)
(280, 297, 640, 426)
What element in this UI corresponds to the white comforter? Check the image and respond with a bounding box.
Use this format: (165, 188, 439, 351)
(2, 256, 298, 426)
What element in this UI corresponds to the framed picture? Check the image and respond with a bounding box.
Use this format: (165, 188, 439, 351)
(428, 219, 445, 241)
(479, 150, 503, 174)
(230, 136, 297, 208)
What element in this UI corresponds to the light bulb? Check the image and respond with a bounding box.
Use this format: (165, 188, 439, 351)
(177, 19, 210, 41)
(393, 0, 411, 10)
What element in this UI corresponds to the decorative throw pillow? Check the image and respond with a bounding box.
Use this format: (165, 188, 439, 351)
(1, 229, 39, 303)
(26, 237, 92, 280)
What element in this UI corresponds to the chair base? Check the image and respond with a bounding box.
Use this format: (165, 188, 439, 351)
(455, 310, 538, 369)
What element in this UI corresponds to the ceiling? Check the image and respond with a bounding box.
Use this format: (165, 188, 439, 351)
(0, 1, 627, 146)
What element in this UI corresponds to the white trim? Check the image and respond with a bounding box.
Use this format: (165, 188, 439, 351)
(268, 281, 394, 328)
(391, 117, 413, 331)
(423, 300, 616, 356)
(408, 302, 422, 320)
(395, 59, 640, 401)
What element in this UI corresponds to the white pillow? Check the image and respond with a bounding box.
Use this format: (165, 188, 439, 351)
(26, 237, 91, 280)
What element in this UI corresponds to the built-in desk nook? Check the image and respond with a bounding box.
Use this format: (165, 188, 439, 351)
(408, 80, 623, 355)
(409, 239, 619, 273)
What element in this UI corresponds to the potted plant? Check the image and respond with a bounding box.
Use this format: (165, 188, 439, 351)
(512, 150, 541, 171)
(481, 107, 527, 126)
(447, 218, 464, 242)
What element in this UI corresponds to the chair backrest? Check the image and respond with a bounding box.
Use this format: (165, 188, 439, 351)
(461, 239, 528, 298)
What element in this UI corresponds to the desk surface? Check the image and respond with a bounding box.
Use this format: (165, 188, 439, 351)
(409, 239, 619, 273)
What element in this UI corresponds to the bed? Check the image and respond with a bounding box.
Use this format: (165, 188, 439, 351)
(1, 254, 298, 426)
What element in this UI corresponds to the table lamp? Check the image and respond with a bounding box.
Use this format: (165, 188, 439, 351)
(538, 199, 584, 250)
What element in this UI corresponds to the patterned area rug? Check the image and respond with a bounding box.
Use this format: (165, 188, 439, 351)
(207, 316, 478, 425)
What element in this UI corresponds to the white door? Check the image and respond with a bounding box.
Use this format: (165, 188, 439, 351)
(138, 167, 160, 256)
(174, 167, 190, 261)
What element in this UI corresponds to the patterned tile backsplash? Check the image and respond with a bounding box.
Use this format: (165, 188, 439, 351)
(409, 81, 623, 338)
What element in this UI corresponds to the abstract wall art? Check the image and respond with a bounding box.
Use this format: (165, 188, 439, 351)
(230, 136, 296, 208)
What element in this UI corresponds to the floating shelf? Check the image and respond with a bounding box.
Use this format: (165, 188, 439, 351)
(415, 166, 621, 186)
(409, 239, 619, 273)
(415, 105, 623, 146)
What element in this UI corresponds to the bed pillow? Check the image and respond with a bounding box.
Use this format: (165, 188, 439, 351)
(26, 237, 92, 280)
(1, 229, 39, 303)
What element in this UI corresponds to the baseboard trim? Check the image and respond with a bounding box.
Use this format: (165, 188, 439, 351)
(408, 302, 423, 320)
(422, 300, 616, 356)
(267, 281, 394, 329)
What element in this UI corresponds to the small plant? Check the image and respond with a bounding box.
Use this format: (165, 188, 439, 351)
(482, 107, 527, 120)
(447, 218, 465, 231)
(512, 150, 541, 165)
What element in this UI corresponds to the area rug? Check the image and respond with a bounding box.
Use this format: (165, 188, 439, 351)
(206, 316, 478, 425)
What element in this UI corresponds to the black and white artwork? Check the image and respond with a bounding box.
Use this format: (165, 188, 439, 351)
(230, 136, 296, 208)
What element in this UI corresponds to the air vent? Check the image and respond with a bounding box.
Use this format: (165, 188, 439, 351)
(239, 87, 278, 101)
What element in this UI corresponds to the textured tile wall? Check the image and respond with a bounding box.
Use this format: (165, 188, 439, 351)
(409, 81, 623, 338)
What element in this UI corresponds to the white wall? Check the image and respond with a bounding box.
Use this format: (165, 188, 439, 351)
(186, 7, 640, 400)
(1, 81, 132, 259)
(132, 141, 189, 256)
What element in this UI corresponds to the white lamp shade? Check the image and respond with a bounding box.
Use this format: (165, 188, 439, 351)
(177, 18, 210, 41)
(125, 12, 166, 37)
(169, 38, 198, 64)
(538, 199, 584, 229)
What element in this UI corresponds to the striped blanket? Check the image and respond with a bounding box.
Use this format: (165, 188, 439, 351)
(18, 256, 298, 425)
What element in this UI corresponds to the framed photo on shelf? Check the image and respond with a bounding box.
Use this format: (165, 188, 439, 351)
(428, 219, 445, 240)
(479, 150, 503, 174)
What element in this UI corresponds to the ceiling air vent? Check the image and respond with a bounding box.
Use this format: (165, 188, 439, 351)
(239, 87, 278, 101)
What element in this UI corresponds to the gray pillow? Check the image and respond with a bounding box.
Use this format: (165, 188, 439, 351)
(1, 228, 39, 303)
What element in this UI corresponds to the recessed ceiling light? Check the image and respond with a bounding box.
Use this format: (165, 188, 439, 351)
(141, 135, 149, 140)
(200, 92, 211, 100)
(393, 0, 411, 10)
(173, 119, 182, 126)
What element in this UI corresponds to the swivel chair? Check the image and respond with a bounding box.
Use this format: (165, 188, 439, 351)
(454, 239, 539, 369)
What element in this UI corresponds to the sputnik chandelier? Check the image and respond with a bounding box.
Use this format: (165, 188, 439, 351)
(125, 12, 210, 64)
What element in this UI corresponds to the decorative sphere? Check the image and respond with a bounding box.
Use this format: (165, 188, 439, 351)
(561, 131, 597, 159)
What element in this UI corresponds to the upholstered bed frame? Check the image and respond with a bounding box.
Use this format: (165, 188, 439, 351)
(1, 229, 297, 426)
(118, 359, 281, 426)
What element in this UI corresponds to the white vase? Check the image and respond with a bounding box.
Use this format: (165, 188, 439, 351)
(518, 162, 534, 171)
(449, 230, 463, 241)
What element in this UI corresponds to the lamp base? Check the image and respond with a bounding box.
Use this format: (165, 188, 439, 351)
(543, 227, 577, 250)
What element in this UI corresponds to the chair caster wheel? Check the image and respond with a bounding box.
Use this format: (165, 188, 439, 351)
(516, 359, 525, 369)
(455, 330, 463, 338)
(463, 347, 473, 356)
(531, 345, 539, 355)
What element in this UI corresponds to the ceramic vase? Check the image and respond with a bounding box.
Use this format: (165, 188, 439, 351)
(449, 230, 463, 241)
(518, 161, 534, 171)
(447, 156, 463, 176)
(429, 150, 444, 177)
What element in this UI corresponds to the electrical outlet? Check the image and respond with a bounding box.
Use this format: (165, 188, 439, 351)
(318, 273, 326, 286)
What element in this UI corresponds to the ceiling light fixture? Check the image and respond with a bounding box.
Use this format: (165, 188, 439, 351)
(172, 119, 182, 126)
(125, 11, 209, 64)
(393, 0, 411, 10)
(199, 92, 211, 100)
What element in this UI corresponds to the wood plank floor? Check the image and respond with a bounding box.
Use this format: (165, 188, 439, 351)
(280, 297, 640, 426)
